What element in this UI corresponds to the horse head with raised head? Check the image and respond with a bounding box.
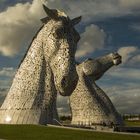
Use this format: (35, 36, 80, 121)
(70, 52, 123, 126)
(82, 52, 122, 80)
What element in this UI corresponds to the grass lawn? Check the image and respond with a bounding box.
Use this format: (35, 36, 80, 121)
(0, 125, 139, 140)
(125, 120, 140, 127)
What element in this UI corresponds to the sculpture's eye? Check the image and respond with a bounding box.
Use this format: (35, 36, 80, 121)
(55, 27, 67, 38)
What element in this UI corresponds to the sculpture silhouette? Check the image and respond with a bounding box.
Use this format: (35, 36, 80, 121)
(70, 52, 124, 126)
(0, 5, 81, 125)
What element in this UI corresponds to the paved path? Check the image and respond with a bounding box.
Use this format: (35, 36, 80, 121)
(47, 124, 140, 136)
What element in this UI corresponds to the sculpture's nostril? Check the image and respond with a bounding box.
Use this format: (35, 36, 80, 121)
(61, 76, 67, 87)
(113, 57, 122, 65)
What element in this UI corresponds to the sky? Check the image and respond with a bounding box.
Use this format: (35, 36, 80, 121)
(0, 0, 140, 116)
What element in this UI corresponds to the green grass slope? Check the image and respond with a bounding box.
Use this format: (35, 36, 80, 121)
(0, 125, 139, 140)
(125, 120, 140, 127)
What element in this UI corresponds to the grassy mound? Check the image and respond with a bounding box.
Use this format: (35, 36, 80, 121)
(0, 125, 139, 140)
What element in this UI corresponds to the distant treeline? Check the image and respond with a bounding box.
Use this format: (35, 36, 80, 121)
(59, 115, 72, 121)
(59, 114, 140, 121)
(123, 114, 140, 120)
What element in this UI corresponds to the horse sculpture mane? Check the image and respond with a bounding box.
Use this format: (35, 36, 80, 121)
(0, 5, 81, 125)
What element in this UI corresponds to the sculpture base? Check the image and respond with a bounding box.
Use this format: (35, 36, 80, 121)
(0, 109, 51, 125)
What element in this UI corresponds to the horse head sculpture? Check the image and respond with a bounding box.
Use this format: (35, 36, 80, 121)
(42, 5, 81, 96)
(70, 52, 123, 126)
(82, 52, 122, 80)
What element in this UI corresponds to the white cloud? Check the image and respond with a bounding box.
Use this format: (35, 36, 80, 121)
(106, 67, 140, 80)
(129, 54, 140, 66)
(119, 0, 140, 10)
(0, 67, 15, 106)
(76, 24, 106, 58)
(0, 67, 15, 91)
(95, 45, 140, 114)
(0, 88, 7, 106)
(1, 0, 140, 57)
(118, 46, 139, 63)
(131, 23, 140, 32)
(97, 67, 140, 114)
(96, 53, 140, 114)
(57, 95, 70, 116)
(0, 67, 15, 77)
(47, 0, 140, 22)
(117, 46, 140, 68)
(102, 84, 140, 114)
(0, 0, 45, 56)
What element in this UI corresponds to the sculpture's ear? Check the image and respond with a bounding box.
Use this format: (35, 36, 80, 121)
(71, 16, 82, 26)
(43, 4, 58, 18)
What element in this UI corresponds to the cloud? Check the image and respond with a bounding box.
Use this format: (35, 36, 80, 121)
(129, 54, 140, 66)
(57, 95, 70, 116)
(0, 67, 15, 91)
(1, 0, 140, 57)
(0, 67, 15, 77)
(119, 0, 140, 10)
(102, 85, 140, 114)
(47, 0, 140, 22)
(97, 67, 140, 114)
(1, 0, 108, 58)
(106, 67, 140, 81)
(118, 46, 138, 63)
(130, 23, 140, 32)
(0, 0, 45, 57)
(96, 51, 140, 114)
(0, 88, 7, 106)
(95, 45, 140, 114)
(0, 68, 13, 106)
(118, 46, 140, 68)
(0, 0, 32, 11)
(76, 24, 106, 58)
